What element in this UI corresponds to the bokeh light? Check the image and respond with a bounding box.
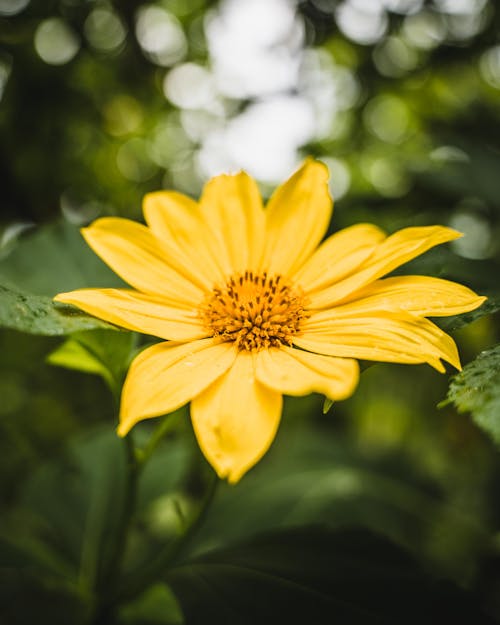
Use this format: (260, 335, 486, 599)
(434, 0, 487, 14)
(450, 210, 493, 260)
(373, 37, 419, 77)
(0, 56, 12, 101)
(322, 157, 352, 200)
(135, 5, 187, 66)
(335, 2, 388, 45)
(402, 10, 446, 49)
(205, 0, 303, 98)
(34, 18, 80, 66)
(116, 137, 158, 182)
(364, 95, 411, 144)
(163, 63, 217, 111)
(103, 95, 144, 137)
(383, 0, 423, 14)
(84, 7, 127, 54)
(480, 45, 500, 88)
(0, 0, 29, 16)
(197, 95, 315, 181)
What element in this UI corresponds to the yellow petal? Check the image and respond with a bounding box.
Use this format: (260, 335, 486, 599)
(190, 352, 282, 483)
(292, 223, 386, 292)
(328, 276, 487, 317)
(255, 346, 359, 400)
(118, 339, 237, 436)
(54, 288, 208, 341)
(143, 191, 226, 286)
(297, 310, 461, 372)
(82, 218, 203, 305)
(262, 159, 332, 275)
(199, 171, 266, 275)
(309, 226, 461, 308)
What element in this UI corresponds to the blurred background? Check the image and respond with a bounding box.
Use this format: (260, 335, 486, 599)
(1, 0, 500, 623)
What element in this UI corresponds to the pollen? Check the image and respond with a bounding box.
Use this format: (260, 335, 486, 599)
(200, 271, 308, 351)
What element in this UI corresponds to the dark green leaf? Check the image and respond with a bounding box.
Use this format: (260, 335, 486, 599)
(18, 426, 191, 594)
(0, 220, 122, 296)
(0, 529, 89, 625)
(0, 570, 90, 625)
(444, 344, 500, 444)
(0, 283, 117, 335)
(20, 428, 128, 589)
(168, 527, 495, 625)
(187, 419, 486, 570)
(436, 293, 500, 332)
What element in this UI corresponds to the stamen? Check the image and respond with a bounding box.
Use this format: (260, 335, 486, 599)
(200, 271, 308, 352)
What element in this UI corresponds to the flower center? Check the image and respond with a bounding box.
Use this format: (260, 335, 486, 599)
(200, 271, 308, 352)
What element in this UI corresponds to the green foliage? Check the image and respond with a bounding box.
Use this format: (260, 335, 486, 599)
(0, 220, 122, 296)
(47, 329, 137, 394)
(438, 293, 500, 332)
(118, 583, 184, 625)
(168, 526, 494, 625)
(185, 415, 488, 579)
(0, 220, 126, 336)
(0, 569, 90, 625)
(0, 283, 115, 335)
(445, 344, 500, 444)
(0, 425, 191, 624)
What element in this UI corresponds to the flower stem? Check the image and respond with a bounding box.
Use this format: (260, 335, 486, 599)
(93, 432, 139, 620)
(111, 469, 218, 605)
(136, 410, 181, 468)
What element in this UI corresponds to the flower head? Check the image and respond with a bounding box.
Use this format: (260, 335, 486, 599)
(55, 160, 485, 483)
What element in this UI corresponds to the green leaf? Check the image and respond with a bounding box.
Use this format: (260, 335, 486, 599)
(47, 329, 137, 392)
(444, 344, 500, 444)
(118, 583, 184, 625)
(436, 292, 500, 332)
(0, 283, 117, 335)
(0, 570, 90, 625)
(47, 338, 113, 380)
(0, 220, 122, 296)
(186, 418, 486, 569)
(0, 528, 89, 625)
(18, 426, 191, 597)
(167, 527, 495, 625)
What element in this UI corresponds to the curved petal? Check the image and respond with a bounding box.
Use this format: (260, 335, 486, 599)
(309, 226, 462, 309)
(199, 171, 266, 275)
(143, 191, 226, 286)
(292, 223, 386, 292)
(262, 159, 333, 276)
(118, 339, 237, 436)
(191, 352, 282, 483)
(54, 288, 208, 341)
(255, 346, 359, 400)
(296, 310, 461, 372)
(82, 218, 204, 304)
(328, 276, 487, 318)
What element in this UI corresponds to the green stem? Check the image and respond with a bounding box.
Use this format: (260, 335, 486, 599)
(137, 411, 181, 468)
(112, 470, 219, 605)
(93, 433, 139, 619)
(113, 435, 139, 573)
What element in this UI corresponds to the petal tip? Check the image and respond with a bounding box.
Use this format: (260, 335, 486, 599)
(116, 419, 132, 437)
(444, 227, 463, 241)
(299, 157, 329, 180)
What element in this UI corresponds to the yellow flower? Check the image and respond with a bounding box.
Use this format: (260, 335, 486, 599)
(54, 160, 485, 483)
